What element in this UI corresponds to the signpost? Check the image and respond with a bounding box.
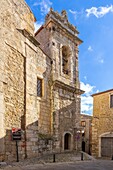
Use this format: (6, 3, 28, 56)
(12, 128, 21, 162)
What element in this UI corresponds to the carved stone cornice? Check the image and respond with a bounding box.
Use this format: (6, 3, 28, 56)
(45, 9, 83, 45)
(53, 80, 84, 95)
(17, 29, 40, 46)
(46, 8, 78, 33)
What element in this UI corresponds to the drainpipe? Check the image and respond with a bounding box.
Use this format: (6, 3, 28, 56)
(23, 42, 27, 158)
(50, 60, 54, 135)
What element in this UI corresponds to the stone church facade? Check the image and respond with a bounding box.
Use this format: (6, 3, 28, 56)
(92, 89, 113, 158)
(0, 0, 83, 161)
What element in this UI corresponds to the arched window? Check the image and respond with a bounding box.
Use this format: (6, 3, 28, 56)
(62, 46, 70, 75)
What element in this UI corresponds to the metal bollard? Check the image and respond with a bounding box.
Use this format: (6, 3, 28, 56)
(81, 152, 83, 161)
(53, 154, 56, 162)
(16, 141, 19, 162)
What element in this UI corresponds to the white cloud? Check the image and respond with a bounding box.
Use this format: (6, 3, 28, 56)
(69, 9, 84, 19)
(96, 89, 99, 93)
(88, 46, 93, 52)
(80, 82, 98, 115)
(86, 5, 113, 18)
(69, 9, 76, 15)
(81, 95, 93, 114)
(69, 9, 77, 19)
(33, 0, 52, 15)
(34, 21, 43, 33)
(84, 76, 87, 80)
(96, 54, 104, 64)
(33, 2, 38, 6)
(69, 9, 77, 18)
(99, 59, 104, 63)
(81, 103, 93, 113)
(81, 96, 93, 105)
(80, 82, 95, 95)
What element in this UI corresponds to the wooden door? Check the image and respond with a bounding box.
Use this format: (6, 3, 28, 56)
(101, 137, 113, 157)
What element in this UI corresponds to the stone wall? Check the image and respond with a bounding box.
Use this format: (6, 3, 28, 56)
(52, 83, 81, 152)
(0, 0, 40, 161)
(0, 0, 55, 161)
(36, 48, 53, 155)
(92, 90, 113, 157)
(3, 45, 25, 161)
(0, 1, 83, 161)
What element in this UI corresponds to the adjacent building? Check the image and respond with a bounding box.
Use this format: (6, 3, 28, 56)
(0, 0, 83, 161)
(92, 89, 113, 157)
(81, 114, 92, 154)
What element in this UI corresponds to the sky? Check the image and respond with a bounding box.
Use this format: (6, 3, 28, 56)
(25, 0, 113, 115)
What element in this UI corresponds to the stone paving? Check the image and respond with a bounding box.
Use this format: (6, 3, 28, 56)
(2, 152, 113, 170)
(1, 152, 82, 168)
(1, 160, 113, 170)
(0, 152, 81, 166)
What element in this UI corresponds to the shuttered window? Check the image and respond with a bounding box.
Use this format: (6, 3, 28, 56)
(37, 78, 42, 97)
(110, 95, 113, 108)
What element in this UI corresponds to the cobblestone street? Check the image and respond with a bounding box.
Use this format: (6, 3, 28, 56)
(0, 152, 112, 170)
(0, 160, 113, 170)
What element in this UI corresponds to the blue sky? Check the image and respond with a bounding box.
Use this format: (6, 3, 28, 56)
(25, 0, 113, 115)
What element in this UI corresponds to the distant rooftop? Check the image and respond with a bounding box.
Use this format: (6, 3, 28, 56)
(92, 89, 113, 97)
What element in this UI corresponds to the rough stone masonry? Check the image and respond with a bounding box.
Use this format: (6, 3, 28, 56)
(0, 0, 84, 161)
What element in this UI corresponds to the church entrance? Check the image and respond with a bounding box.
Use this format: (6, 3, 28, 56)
(64, 133, 71, 150)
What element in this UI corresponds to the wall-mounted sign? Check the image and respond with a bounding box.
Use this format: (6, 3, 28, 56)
(12, 128, 21, 141)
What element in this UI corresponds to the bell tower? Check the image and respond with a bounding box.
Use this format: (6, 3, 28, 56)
(35, 9, 84, 152)
(35, 8, 82, 89)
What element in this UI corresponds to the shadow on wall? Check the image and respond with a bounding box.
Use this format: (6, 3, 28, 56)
(0, 118, 54, 162)
(0, 86, 79, 161)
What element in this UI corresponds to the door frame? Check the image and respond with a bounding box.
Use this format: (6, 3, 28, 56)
(63, 132, 73, 151)
(99, 132, 113, 157)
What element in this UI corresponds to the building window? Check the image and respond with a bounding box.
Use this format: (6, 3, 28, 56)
(110, 95, 113, 108)
(62, 46, 70, 75)
(52, 26, 56, 31)
(37, 78, 42, 97)
(81, 121, 86, 127)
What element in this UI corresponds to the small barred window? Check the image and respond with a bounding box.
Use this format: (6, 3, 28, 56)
(37, 78, 42, 97)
